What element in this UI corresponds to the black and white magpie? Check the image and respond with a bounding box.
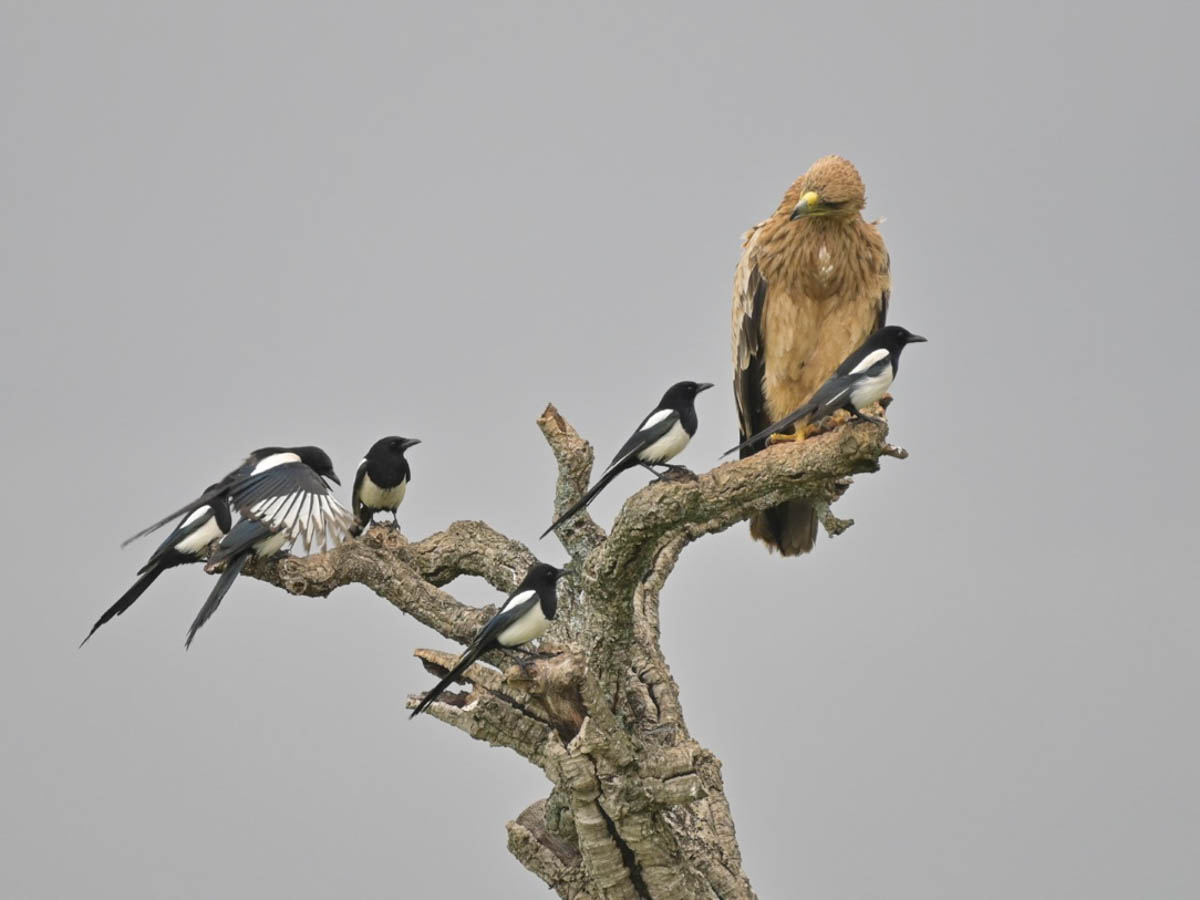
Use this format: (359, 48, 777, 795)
(184, 446, 354, 648)
(351, 436, 421, 535)
(723, 325, 926, 457)
(81, 488, 232, 646)
(121, 445, 344, 548)
(409, 562, 564, 718)
(541, 380, 713, 538)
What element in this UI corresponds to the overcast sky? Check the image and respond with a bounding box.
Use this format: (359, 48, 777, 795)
(3, 2, 1197, 897)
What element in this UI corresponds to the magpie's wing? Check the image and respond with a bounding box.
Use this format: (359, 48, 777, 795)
(473, 589, 541, 650)
(121, 484, 227, 548)
(120, 454, 261, 547)
(351, 459, 367, 521)
(142, 507, 217, 570)
(607, 407, 680, 471)
(229, 462, 353, 553)
(732, 238, 772, 458)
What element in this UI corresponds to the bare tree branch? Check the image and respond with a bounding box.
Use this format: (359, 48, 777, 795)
(236, 402, 907, 899)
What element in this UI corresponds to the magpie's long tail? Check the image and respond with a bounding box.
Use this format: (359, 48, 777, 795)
(185, 552, 249, 649)
(722, 401, 818, 458)
(409, 647, 485, 718)
(80, 566, 164, 647)
(540, 464, 627, 539)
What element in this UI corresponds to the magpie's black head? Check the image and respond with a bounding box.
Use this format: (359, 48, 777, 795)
(522, 562, 566, 591)
(293, 446, 341, 485)
(871, 325, 927, 359)
(659, 380, 714, 411)
(368, 435, 422, 460)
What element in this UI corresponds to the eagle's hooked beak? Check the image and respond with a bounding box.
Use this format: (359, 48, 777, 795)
(790, 190, 822, 220)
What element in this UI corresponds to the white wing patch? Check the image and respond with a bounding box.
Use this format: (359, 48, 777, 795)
(641, 408, 673, 431)
(849, 348, 890, 376)
(251, 452, 301, 475)
(180, 507, 210, 528)
(499, 589, 536, 615)
(174, 515, 224, 556)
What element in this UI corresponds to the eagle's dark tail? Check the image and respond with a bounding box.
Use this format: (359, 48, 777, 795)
(80, 565, 164, 647)
(540, 463, 626, 539)
(750, 503, 818, 556)
(410, 648, 482, 719)
(185, 552, 249, 649)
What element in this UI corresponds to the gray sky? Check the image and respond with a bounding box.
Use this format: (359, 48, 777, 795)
(2, 2, 1197, 897)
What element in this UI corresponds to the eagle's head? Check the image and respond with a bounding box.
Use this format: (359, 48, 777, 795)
(789, 155, 866, 219)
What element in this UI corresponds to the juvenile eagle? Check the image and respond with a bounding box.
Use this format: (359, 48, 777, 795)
(732, 155, 891, 555)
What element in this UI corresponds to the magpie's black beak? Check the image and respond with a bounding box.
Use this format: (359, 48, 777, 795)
(906, 333, 928, 344)
(695, 382, 714, 393)
(401, 438, 422, 451)
(327, 471, 342, 486)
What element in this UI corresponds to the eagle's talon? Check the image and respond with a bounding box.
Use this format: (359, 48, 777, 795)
(767, 427, 808, 445)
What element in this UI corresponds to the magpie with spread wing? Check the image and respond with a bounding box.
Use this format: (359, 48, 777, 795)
(121, 446, 342, 548)
(409, 562, 564, 718)
(184, 446, 353, 648)
(81, 488, 231, 646)
(540, 380, 712, 539)
(351, 436, 421, 535)
(724, 325, 925, 457)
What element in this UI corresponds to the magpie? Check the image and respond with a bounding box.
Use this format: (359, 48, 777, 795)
(184, 446, 354, 648)
(121, 445, 343, 548)
(81, 488, 232, 646)
(723, 325, 926, 457)
(351, 436, 421, 535)
(409, 562, 564, 718)
(540, 380, 713, 538)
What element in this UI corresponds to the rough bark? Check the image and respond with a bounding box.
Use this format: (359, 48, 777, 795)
(238, 403, 906, 898)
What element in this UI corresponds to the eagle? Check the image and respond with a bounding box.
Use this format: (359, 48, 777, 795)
(732, 155, 891, 555)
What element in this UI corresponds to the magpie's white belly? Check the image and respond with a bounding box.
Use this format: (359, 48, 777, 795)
(637, 421, 690, 464)
(496, 603, 549, 648)
(849, 368, 895, 410)
(360, 474, 406, 509)
(174, 515, 224, 556)
(254, 531, 290, 557)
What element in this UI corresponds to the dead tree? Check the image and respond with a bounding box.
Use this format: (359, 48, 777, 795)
(242, 403, 906, 899)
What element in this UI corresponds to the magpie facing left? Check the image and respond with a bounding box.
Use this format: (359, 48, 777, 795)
(409, 562, 564, 718)
(184, 446, 354, 648)
(540, 380, 713, 538)
(351, 436, 421, 535)
(121, 446, 344, 548)
(81, 488, 232, 646)
(723, 325, 926, 457)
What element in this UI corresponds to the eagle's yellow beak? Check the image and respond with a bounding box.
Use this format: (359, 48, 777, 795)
(790, 190, 822, 220)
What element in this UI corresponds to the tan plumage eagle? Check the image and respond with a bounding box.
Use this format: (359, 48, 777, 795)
(732, 155, 891, 555)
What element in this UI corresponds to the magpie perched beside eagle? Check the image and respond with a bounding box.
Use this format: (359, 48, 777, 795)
(732, 155, 892, 556)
